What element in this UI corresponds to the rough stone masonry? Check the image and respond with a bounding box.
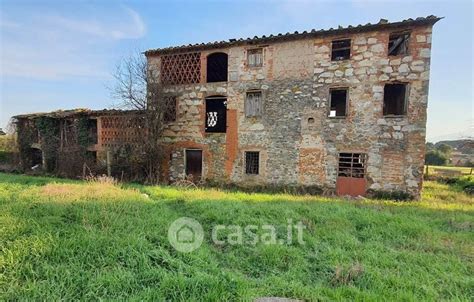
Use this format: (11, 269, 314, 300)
(145, 16, 441, 199)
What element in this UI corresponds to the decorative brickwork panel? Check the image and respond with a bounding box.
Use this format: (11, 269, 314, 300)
(100, 116, 145, 148)
(160, 52, 201, 85)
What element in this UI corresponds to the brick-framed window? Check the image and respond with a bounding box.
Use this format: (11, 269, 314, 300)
(331, 39, 351, 61)
(245, 91, 263, 117)
(247, 48, 263, 67)
(245, 151, 259, 175)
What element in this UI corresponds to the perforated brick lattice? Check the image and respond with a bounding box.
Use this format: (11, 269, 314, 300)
(160, 52, 201, 85)
(100, 116, 145, 147)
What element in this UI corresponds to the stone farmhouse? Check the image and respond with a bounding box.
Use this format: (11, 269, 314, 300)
(145, 16, 440, 198)
(12, 16, 440, 198)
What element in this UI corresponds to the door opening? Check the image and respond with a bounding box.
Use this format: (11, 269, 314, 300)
(185, 149, 202, 181)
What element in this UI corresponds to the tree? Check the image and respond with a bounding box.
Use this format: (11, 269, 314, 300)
(425, 150, 448, 166)
(436, 143, 453, 155)
(110, 51, 174, 183)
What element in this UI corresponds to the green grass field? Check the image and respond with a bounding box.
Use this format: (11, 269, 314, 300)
(0, 173, 473, 301)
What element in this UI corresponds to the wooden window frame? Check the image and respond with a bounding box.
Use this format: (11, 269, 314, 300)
(247, 48, 263, 68)
(245, 90, 263, 118)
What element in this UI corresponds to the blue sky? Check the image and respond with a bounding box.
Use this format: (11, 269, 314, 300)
(0, 0, 472, 142)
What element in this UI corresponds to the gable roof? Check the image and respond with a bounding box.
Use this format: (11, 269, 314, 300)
(145, 15, 441, 56)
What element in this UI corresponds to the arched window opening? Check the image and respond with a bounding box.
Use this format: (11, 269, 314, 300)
(207, 53, 228, 83)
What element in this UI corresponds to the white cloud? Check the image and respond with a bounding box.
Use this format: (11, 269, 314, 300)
(0, 5, 146, 80)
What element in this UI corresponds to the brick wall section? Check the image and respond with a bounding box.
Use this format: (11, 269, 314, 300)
(147, 22, 435, 198)
(225, 109, 238, 179)
(382, 151, 405, 186)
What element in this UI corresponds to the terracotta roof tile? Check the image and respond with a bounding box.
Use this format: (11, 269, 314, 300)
(145, 15, 441, 56)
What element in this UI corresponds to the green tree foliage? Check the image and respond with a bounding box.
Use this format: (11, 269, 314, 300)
(425, 150, 448, 165)
(436, 143, 453, 155)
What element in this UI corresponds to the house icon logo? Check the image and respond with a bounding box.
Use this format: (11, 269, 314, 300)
(168, 217, 204, 253)
(177, 225, 195, 243)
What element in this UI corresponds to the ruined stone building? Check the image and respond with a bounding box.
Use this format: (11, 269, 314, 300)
(145, 16, 441, 198)
(13, 109, 145, 177)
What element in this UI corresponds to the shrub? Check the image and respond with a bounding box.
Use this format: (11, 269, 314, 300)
(425, 150, 448, 165)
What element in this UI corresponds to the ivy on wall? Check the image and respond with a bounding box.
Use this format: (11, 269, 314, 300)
(35, 117, 60, 172)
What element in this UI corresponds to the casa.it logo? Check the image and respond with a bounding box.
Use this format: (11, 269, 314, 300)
(168, 217, 306, 253)
(167, 217, 204, 253)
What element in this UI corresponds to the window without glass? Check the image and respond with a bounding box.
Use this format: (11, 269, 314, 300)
(331, 39, 351, 61)
(338, 153, 367, 178)
(383, 84, 407, 116)
(207, 53, 228, 83)
(245, 91, 263, 117)
(245, 151, 259, 175)
(205, 97, 227, 133)
(163, 96, 177, 122)
(329, 89, 348, 117)
(388, 32, 410, 56)
(247, 48, 263, 67)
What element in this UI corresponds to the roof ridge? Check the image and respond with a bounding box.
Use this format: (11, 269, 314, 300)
(145, 15, 442, 56)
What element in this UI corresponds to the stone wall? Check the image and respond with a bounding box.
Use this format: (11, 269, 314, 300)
(146, 23, 434, 198)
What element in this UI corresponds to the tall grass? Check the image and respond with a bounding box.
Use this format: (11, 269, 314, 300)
(0, 173, 472, 300)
